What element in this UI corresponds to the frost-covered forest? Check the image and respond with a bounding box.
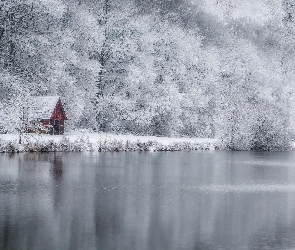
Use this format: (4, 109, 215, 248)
(0, 0, 295, 150)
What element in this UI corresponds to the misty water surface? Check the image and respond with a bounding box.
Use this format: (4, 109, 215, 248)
(1, 151, 295, 250)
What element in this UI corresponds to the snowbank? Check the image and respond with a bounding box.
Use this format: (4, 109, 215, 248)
(0, 132, 220, 153)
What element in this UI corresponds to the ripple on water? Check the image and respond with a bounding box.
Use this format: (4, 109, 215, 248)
(182, 184, 295, 193)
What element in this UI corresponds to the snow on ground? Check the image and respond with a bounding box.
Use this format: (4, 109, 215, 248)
(0, 132, 220, 153)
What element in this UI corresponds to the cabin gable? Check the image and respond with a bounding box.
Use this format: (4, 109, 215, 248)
(51, 99, 67, 120)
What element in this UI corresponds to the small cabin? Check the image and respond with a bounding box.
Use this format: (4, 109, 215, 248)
(28, 96, 67, 135)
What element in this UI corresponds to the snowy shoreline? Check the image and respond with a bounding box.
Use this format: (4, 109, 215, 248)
(0, 133, 220, 153)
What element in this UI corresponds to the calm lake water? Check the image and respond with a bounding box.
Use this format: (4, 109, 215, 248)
(1, 151, 295, 250)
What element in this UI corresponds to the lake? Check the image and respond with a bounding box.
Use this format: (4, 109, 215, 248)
(1, 151, 295, 250)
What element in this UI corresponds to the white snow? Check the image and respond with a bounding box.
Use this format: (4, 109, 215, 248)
(28, 96, 60, 120)
(0, 132, 220, 153)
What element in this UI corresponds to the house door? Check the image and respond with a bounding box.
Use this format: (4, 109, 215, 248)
(50, 119, 61, 135)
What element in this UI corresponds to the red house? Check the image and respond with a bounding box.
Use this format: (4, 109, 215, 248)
(28, 96, 67, 135)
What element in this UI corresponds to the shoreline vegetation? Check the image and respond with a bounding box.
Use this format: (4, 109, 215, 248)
(1, 132, 293, 153)
(0, 133, 220, 153)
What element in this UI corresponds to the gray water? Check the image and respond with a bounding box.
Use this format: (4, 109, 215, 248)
(1, 151, 295, 250)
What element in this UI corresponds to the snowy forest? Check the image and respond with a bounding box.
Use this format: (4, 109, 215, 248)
(0, 0, 295, 150)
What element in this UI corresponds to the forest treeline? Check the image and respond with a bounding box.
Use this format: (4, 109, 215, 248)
(0, 0, 294, 150)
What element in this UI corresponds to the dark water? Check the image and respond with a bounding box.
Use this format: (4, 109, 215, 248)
(1, 151, 295, 250)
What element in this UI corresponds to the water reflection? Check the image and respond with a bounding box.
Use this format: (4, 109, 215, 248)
(1, 151, 295, 249)
(52, 153, 63, 180)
